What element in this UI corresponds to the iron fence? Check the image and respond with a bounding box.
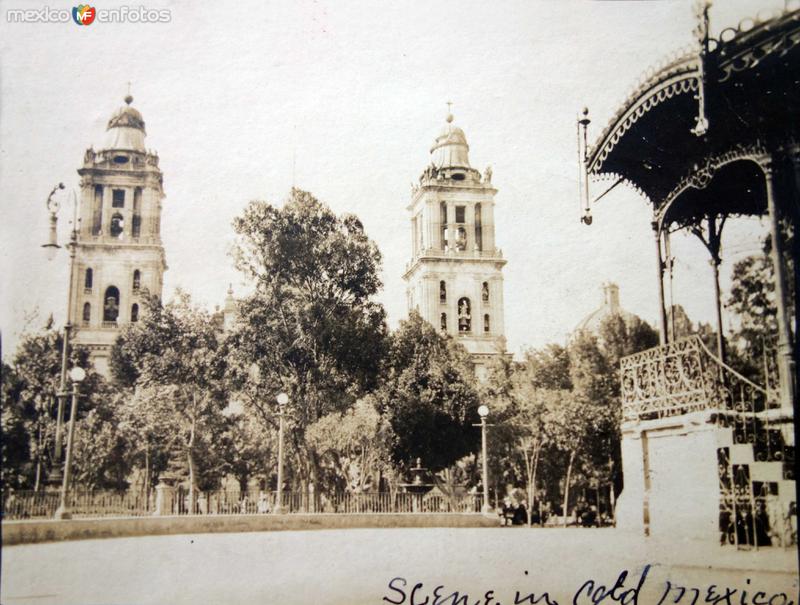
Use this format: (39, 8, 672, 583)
(174, 489, 483, 515)
(2, 490, 154, 520)
(2, 489, 483, 520)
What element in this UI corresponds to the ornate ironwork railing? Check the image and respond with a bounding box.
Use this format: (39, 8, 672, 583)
(173, 489, 483, 516)
(1, 489, 484, 520)
(622, 336, 794, 550)
(1, 490, 154, 520)
(620, 335, 774, 422)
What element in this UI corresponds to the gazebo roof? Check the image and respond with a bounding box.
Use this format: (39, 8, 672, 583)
(586, 6, 800, 229)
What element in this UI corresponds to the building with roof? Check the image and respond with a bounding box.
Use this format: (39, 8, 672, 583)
(573, 282, 637, 339)
(70, 95, 167, 376)
(403, 110, 507, 380)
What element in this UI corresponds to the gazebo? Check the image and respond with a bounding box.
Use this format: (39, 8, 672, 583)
(579, 2, 797, 547)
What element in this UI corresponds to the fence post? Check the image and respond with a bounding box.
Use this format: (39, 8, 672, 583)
(154, 481, 175, 516)
(198, 492, 208, 515)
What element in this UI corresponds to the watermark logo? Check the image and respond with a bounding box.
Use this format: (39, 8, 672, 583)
(6, 5, 171, 24)
(72, 5, 96, 25)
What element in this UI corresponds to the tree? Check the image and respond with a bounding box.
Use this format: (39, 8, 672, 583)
(598, 314, 659, 379)
(3, 323, 112, 490)
(587, 316, 657, 503)
(522, 344, 572, 391)
(220, 412, 275, 492)
(70, 391, 134, 490)
(481, 353, 527, 504)
(511, 386, 553, 526)
(377, 312, 480, 474)
(480, 352, 557, 519)
(727, 226, 795, 383)
(306, 396, 394, 492)
(1, 362, 30, 489)
(227, 188, 388, 495)
(110, 292, 230, 502)
(569, 329, 614, 404)
(500, 351, 593, 525)
(490, 315, 659, 525)
(542, 390, 592, 526)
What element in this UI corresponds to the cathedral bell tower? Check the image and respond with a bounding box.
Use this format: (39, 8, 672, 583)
(71, 95, 167, 376)
(403, 110, 507, 379)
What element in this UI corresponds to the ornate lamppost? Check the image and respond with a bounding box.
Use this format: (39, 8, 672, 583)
(40, 183, 76, 487)
(476, 404, 492, 514)
(248, 364, 290, 514)
(54, 366, 86, 519)
(275, 392, 289, 514)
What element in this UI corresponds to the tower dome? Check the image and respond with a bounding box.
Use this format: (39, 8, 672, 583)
(104, 95, 146, 152)
(430, 113, 471, 169)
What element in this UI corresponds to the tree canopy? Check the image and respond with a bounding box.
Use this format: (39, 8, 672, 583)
(110, 292, 230, 494)
(226, 188, 389, 490)
(376, 312, 480, 473)
(480, 312, 660, 521)
(727, 226, 795, 378)
(2, 323, 119, 490)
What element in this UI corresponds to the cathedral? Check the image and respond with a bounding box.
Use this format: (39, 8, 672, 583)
(67, 99, 505, 378)
(70, 95, 167, 376)
(403, 111, 507, 379)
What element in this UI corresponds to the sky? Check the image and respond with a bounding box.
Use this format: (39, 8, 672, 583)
(0, 0, 786, 362)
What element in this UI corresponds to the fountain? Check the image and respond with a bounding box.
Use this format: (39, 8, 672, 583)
(400, 458, 434, 513)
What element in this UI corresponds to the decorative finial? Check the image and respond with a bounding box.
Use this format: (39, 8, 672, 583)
(227, 283, 233, 297)
(125, 81, 133, 105)
(446, 101, 453, 123)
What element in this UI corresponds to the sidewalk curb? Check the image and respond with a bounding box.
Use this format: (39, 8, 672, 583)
(2, 513, 500, 546)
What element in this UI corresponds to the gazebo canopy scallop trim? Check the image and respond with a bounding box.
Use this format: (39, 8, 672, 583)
(585, 4, 800, 229)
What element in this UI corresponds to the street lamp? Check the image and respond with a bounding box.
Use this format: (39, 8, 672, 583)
(54, 366, 86, 519)
(40, 183, 79, 488)
(42, 183, 65, 259)
(247, 364, 289, 515)
(275, 392, 289, 514)
(477, 404, 492, 515)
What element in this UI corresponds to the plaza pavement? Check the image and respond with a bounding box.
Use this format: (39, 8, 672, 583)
(2, 527, 797, 605)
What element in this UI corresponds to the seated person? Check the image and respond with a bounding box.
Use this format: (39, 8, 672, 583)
(500, 497, 514, 526)
(512, 501, 527, 525)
